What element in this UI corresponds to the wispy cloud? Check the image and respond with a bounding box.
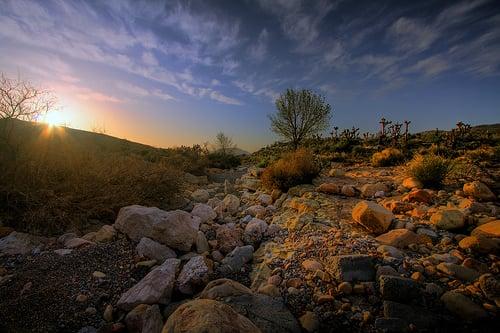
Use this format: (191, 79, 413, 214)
(249, 29, 269, 61)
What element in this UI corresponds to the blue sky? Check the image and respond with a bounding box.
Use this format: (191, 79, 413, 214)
(0, 0, 499, 151)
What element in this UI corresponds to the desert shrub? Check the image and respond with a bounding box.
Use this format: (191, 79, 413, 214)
(261, 148, 320, 191)
(207, 152, 241, 169)
(462, 146, 499, 164)
(371, 148, 404, 167)
(162, 145, 208, 175)
(406, 153, 453, 189)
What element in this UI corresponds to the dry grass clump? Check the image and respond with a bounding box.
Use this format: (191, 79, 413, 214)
(406, 153, 453, 189)
(371, 148, 404, 167)
(261, 148, 320, 191)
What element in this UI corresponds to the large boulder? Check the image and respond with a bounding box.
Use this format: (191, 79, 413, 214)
(114, 205, 200, 251)
(117, 258, 180, 311)
(463, 181, 496, 202)
(430, 209, 464, 230)
(471, 220, 500, 238)
(351, 201, 393, 234)
(125, 304, 163, 333)
(136, 237, 177, 263)
(176, 255, 211, 295)
(191, 203, 217, 223)
(162, 299, 261, 333)
(199, 278, 252, 299)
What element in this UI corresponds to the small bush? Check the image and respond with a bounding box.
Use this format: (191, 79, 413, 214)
(371, 148, 404, 167)
(261, 148, 320, 191)
(406, 153, 452, 189)
(207, 152, 241, 169)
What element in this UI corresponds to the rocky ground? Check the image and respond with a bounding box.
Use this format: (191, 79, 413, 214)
(0, 163, 499, 332)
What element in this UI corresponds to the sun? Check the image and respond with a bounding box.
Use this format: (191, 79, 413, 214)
(43, 110, 65, 127)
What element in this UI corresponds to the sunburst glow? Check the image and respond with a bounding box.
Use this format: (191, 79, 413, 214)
(43, 110, 66, 127)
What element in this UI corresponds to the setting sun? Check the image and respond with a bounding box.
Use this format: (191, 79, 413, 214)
(43, 110, 65, 127)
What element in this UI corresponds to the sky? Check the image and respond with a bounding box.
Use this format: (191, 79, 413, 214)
(1, 0, 499, 151)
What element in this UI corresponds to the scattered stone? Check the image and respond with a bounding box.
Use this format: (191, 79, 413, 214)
(383, 301, 438, 329)
(318, 183, 340, 194)
(338, 281, 353, 294)
(430, 209, 465, 230)
(177, 255, 211, 295)
(405, 189, 432, 204)
(375, 317, 409, 333)
(117, 258, 180, 311)
(244, 218, 268, 244)
(299, 311, 319, 332)
(92, 271, 106, 279)
(341, 185, 357, 197)
(436, 263, 480, 282)
(221, 194, 241, 214)
(352, 201, 394, 234)
(379, 275, 421, 302)
(136, 237, 176, 263)
(302, 259, 323, 272)
(441, 291, 488, 321)
(219, 245, 254, 274)
(191, 189, 210, 203)
(216, 223, 243, 254)
(360, 183, 389, 198)
(463, 181, 496, 202)
(124, 304, 165, 333)
(195, 231, 210, 254)
(191, 203, 217, 223)
(376, 229, 418, 248)
(402, 177, 423, 190)
(329, 255, 375, 282)
(103, 304, 113, 322)
(471, 220, 500, 238)
(377, 245, 404, 259)
(114, 205, 200, 251)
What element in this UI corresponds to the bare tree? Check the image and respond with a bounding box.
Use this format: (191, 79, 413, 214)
(215, 131, 235, 155)
(0, 72, 56, 154)
(269, 88, 332, 149)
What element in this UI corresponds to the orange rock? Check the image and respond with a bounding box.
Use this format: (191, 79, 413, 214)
(318, 183, 341, 194)
(375, 229, 418, 248)
(404, 189, 433, 204)
(471, 220, 500, 238)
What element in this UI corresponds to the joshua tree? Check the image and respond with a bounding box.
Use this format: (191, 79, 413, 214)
(403, 120, 411, 144)
(215, 131, 235, 155)
(270, 88, 332, 149)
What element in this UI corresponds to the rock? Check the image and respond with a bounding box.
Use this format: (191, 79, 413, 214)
(114, 205, 200, 251)
(402, 177, 423, 189)
(103, 304, 113, 322)
(136, 237, 176, 263)
(200, 278, 252, 299)
(463, 181, 496, 201)
(221, 194, 240, 214)
(352, 201, 394, 234)
(299, 311, 319, 332)
(376, 266, 399, 280)
(341, 185, 357, 197)
(125, 304, 163, 333)
(377, 245, 404, 259)
(471, 220, 500, 238)
(337, 281, 353, 294)
(258, 283, 280, 297)
(0, 232, 46, 255)
(360, 183, 389, 198)
(219, 245, 254, 274)
(191, 203, 217, 223)
(376, 229, 418, 248)
(216, 223, 243, 254)
(241, 177, 261, 191)
(328, 168, 345, 177)
(244, 218, 268, 244)
(195, 231, 210, 254)
(91, 225, 116, 243)
(0, 226, 14, 238)
(58, 233, 77, 245)
(379, 276, 421, 302)
(302, 259, 323, 272)
(479, 274, 500, 303)
(117, 258, 180, 311)
(383, 200, 413, 214)
(245, 205, 267, 217)
(163, 299, 261, 333)
(430, 209, 464, 230)
(458, 235, 500, 253)
(375, 317, 409, 333)
(285, 212, 313, 231)
(93, 271, 106, 279)
(177, 255, 211, 295)
(191, 189, 210, 203)
(53, 249, 73, 256)
(318, 183, 340, 194)
(65, 237, 94, 249)
(436, 263, 480, 282)
(287, 198, 320, 214)
(404, 189, 432, 204)
(383, 301, 438, 329)
(78, 327, 97, 333)
(458, 198, 489, 213)
(329, 254, 375, 282)
(224, 179, 234, 194)
(257, 193, 273, 206)
(441, 291, 488, 321)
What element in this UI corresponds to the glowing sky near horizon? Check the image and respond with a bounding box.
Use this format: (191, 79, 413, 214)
(1, 0, 499, 151)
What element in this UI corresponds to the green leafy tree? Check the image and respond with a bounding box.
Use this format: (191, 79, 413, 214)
(270, 88, 332, 149)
